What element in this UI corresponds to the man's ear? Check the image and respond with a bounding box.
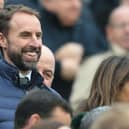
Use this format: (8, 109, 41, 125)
(0, 33, 8, 49)
(25, 114, 41, 129)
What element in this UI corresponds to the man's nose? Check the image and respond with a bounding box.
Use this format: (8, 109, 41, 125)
(30, 34, 42, 48)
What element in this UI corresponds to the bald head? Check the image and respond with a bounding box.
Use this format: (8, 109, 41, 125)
(106, 5, 129, 50)
(108, 5, 129, 25)
(37, 45, 55, 87)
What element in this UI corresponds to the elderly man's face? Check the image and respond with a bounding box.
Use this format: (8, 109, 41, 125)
(107, 6, 129, 50)
(37, 47, 55, 87)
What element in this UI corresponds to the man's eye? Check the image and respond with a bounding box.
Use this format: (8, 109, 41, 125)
(36, 33, 42, 39)
(45, 73, 52, 78)
(20, 33, 30, 38)
(43, 71, 53, 80)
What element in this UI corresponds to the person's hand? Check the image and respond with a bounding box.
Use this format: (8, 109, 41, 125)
(55, 42, 84, 80)
(55, 42, 84, 64)
(61, 58, 80, 80)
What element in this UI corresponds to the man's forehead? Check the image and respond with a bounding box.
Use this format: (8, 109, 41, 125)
(10, 12, 39, 25)
(9, 12, 41, 31)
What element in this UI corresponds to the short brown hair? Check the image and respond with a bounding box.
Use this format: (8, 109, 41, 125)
(0, 4, 40, 36)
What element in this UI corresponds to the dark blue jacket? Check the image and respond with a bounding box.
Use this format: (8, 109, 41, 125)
(0, 59, 59, 129)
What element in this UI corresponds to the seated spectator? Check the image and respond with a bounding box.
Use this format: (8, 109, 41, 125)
(75, 56, 129, 112)
(90, 103, 129, 129)
(70, 5, 129, 110)
(37, 45, 55, 87)
(14, 89, 72, 129)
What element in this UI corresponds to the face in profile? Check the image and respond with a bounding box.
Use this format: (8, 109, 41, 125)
(37, 46, 55, 87)
(5, 12, 42, 70)
(37, 58, 55, 87)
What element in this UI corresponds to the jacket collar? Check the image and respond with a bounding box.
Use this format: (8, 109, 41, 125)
(0, 59, 43, 90)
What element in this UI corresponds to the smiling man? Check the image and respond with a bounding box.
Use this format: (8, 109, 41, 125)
(0, 4, 58, 129)
(3, 9, 42, 72)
